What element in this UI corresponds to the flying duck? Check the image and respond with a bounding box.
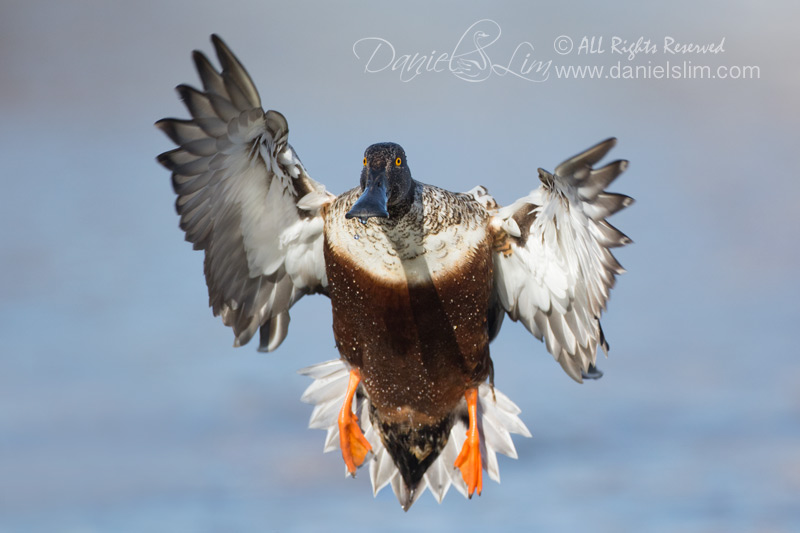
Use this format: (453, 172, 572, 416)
(156, 35, 632, 510)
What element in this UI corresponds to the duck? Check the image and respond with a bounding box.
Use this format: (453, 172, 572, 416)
(156, 35, 633, 510)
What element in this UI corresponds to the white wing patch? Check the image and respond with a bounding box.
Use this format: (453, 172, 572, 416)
(490, 138, 632, 382)
(157, 35, 334, 351)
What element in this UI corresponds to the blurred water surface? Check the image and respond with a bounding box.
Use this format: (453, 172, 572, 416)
(1, 1, 798, 531)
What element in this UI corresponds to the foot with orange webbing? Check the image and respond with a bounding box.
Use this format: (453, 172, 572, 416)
(454, 388, 482, 497)
(338, 368, 372, 475)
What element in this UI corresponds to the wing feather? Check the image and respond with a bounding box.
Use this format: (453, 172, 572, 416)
(489, 138, 632, 382)
(157, 35, 334, 350)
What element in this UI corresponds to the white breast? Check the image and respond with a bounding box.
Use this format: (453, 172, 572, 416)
(329, 219, 487, 285)
(326, 184, 490, 285)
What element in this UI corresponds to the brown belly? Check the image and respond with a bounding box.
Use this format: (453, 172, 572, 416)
(324, 237, 493, 425)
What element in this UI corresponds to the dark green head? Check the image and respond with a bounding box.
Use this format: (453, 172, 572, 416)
(346, 142, 414, 220)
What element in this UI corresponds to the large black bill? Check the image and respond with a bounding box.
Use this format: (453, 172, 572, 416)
(346, 171, 389, 220)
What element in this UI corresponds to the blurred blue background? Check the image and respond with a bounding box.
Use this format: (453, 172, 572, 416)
(1, 1, 798, 531)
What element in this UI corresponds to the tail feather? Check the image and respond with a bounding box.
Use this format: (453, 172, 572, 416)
(298, 359, 531, 510)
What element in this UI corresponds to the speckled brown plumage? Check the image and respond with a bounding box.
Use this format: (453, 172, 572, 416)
(324, 182, 493, 489)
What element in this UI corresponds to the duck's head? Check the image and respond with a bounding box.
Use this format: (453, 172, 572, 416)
(346, 142, 414, 221)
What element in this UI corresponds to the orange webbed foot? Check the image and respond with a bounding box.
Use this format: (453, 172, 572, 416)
(454, 388, 482, 497)
(338, 368, 372, 475)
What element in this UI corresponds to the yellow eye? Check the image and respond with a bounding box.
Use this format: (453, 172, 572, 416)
(363, 157, 367, 166)
(395, 157, 402, 166)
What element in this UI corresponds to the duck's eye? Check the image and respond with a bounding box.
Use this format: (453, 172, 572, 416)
(395, 157, 402, 166)
(363, 157, 367, 166)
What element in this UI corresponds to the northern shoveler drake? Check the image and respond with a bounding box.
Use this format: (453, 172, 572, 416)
(157, 36, 633, 510)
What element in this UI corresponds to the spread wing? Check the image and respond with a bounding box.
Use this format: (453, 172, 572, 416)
(487, 138, 632, 382)
(156, 35, 334, 352)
